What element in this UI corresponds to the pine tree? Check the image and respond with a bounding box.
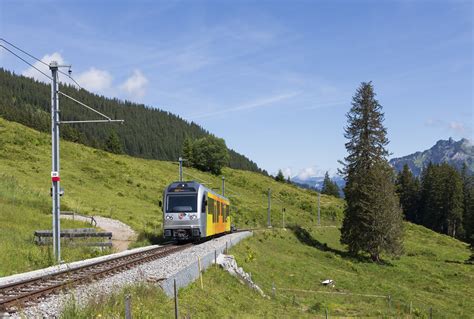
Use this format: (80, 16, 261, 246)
(321, 171, 340, 198)
(105, 130, 123, 154)
(420, 163, 464, 237)
(396, 164, 420, 222)
(275, 169, 285, 182)
(461, 164, 474, 243)
(340, 82, 404, 262)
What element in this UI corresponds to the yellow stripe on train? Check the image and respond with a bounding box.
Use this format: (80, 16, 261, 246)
(206, 192, 231, 236)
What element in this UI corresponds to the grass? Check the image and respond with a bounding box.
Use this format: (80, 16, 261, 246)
(63, 226, 473, 318)
(1, 117, 472, 317)
(0, 117, 343, 275)
(0, 174, 109, 276)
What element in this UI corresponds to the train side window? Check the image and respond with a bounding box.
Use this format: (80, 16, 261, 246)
(214, 201, 218, 223)
(208, 198, 213, 215)
(202, 196, 206, 213)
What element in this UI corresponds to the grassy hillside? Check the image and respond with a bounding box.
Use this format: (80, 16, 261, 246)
(0, 117, 343, 275)
(64, 226, 473, 318)
(0, 175, 108, 276)
(2, 117, 472, 317)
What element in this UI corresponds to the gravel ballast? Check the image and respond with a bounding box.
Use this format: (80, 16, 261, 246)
(7, 231, 252, 318)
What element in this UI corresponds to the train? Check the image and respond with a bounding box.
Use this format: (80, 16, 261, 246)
(161, 181, 231, 240)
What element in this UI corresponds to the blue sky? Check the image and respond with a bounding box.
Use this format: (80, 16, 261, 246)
(1, 0, 472, 179)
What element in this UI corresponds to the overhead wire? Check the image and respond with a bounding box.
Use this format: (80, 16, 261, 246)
(1, 38, 124, 124)
(0, 44, 52, 80)
(1, 38, 86, 91)
(0, 38, 48, 66)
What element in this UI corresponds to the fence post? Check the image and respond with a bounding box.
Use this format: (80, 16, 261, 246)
(125, 294, 131, 319)
(325, 308, 329, 319)
(409, 301, 412, 315)
(429, 307, 432, 319)
(225, 241, 228, 254)
(198, 256, 203, 290)
(215, 250, 217, 268)
(174, 279, 179, 319)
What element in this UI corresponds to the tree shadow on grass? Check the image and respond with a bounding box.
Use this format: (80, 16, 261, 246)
(288, 224, 392, 265)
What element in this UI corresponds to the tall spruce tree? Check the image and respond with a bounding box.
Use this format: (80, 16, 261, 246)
(275, 169, 285, 182)
(105, 130, 123, 154)
(420, 163, 463, 237)
(396, 164, 420, 222)
(461, 164, 474, 244)
(340, 82, 403, 262)
(321, 171, 340, 198)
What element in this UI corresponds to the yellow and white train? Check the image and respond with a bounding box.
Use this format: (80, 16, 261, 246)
(162, 181, 231, 240)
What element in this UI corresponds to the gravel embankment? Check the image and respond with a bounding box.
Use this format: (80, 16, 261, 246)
(8, 232, 252, 318)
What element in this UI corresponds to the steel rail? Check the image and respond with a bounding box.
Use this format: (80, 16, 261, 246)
(0, 243, 191, 313)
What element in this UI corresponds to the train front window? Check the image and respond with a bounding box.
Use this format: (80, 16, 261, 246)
(167, 195, 197, 212)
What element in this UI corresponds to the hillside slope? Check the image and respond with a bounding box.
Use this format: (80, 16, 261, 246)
(66, 226, 473, 318)
(1, 118, 472, 317)
(0, 117, 343, 275)
(0, 68, 265, 174)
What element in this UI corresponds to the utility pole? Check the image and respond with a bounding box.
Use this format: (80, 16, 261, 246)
(317, 192, 321, 226)
(267, 188, 272, 228)
(0, 43, 123, 264)
(178, 157, 183, 182)
(50, 61, 61, 263)
(282, 208, 286, 229)
(222, 176, 225, 196)
(48, 61, 124, 264)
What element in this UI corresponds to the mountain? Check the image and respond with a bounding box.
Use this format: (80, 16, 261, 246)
(291, 174, 345, 191)
(0, 68, 266, 175)
(390, 138, 474, 176)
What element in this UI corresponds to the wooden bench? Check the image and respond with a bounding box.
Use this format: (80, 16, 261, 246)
(34, 228, 113, 247)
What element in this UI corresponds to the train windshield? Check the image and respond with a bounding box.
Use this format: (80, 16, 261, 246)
(167, 195, 197, 212)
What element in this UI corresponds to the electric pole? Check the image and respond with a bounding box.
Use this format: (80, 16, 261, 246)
(282, 207, 286, 229)
(0, 42, 124, 265)
(222, 176, 225, 196)
(48, 62, 124, 264)
(317, 192, 321, 226)
(267, 188, 272, 228)
(50, 61, 61, 263)
(179, 157, 183, 181)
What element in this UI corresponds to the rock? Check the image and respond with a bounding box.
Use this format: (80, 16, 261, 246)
(216, 254, 266, 297)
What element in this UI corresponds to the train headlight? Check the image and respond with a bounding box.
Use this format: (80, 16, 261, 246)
(165, 215, 173, 220)
(189, 214, 197, 220)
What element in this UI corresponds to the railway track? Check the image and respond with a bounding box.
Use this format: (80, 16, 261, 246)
(0, 243, 192, 313)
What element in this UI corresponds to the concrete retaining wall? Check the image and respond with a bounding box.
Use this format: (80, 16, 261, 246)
(160, 231, 252, 297)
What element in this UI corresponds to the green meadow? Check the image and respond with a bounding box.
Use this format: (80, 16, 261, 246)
(0, 118, 472, 317)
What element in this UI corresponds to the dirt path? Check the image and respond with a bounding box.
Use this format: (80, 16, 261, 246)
(61, 214, 136, 252)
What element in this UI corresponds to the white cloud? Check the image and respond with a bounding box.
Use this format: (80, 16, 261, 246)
(120, 69, 148, 98)
(426, 118, 472, 137)
(22, 52, 65, 82)
(190, 91, 301, 120)
(76, 67, 113, 92)
(21, 52, 113, 94)
(297, 167, 319, 180)
(282, 167, 293, 179)
(448, 121, 470, 136)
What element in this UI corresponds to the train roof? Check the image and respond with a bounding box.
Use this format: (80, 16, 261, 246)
(165, 181, 229, 202)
